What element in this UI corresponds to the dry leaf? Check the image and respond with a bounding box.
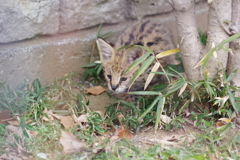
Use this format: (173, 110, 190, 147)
(110, 128, 122, 142)
(95, 111, 105, 120)
(149, 134, 195, 146)
(42, 108, 57, 121)
(110, 135, 120, 142)
(42, 108, 77, 129)
(178, 82, 188, 97)
(0, 110, 13, 124)
(85, 86, 106, 95)
(144, 62, 160, 90)
(211, 42, 217, 58)
(161, 115, 172, 124)
(5, 125, 22, 144)
(26, 130, 38, 138)
(216, 118, 232, 127)
(218, 118, 231, 123)
(0, 154, 23, 160)
(216, 121, 225, 127)
(60, 116, 77, 129)
(7, 120, 19, 126)
(5, 125, 20, 133)
(77, 111, 104, 124)
(77, 114, 88, 123)
(118, 129, 133, 140)
(117, 114, 124, 127)
(60, 130, 86, 154)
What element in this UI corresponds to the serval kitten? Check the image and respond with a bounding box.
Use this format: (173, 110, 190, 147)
(96, 20, 176, 94)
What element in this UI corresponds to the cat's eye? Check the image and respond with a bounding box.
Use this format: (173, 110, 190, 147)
(121, 77, 127, 81)
(107, 75, 112, 80)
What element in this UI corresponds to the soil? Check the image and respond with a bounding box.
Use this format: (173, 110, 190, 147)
(85, 89, 203, 149)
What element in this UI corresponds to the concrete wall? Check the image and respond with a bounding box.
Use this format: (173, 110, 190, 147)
(0, 0, 209, 87)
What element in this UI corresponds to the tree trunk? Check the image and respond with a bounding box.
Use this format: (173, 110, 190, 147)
(228, 0, 240, 93)
(203, 0, 231, 78)
(170, 0, 202, 82)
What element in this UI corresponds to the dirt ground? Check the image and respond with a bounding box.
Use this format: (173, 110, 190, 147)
(86, 89, 202, 149)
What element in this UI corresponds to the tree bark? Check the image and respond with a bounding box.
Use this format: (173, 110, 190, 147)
(227, 0, 240, 93)
(170, 0, 202, 82)
(203, 0, 231, 78)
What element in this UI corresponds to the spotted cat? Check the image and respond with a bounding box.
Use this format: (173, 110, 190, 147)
(96, 20, 176, 94)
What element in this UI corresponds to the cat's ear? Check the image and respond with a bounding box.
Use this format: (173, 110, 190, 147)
(123, 46, 144, 65)
(96, 38, 115, 63)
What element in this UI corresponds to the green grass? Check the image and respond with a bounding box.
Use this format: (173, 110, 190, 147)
(0, 71, 240, 159)
(1, 28, 240, 158)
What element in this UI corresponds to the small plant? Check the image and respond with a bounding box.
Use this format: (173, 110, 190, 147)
(82, 23, 112, 83)
(82, 62, 103, 83)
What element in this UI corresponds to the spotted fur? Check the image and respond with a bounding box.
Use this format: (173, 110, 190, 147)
(96, 20, 176, 94)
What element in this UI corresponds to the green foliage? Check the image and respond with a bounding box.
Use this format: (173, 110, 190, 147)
(82, 23, 112, 83)
(199, 30, 207, 45)
(82, 62, 103, 83)
(0, 124, 6, 155)
(196, 32, 240, 70)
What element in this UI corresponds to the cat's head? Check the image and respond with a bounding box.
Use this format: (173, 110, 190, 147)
(96, 38, 143, 93)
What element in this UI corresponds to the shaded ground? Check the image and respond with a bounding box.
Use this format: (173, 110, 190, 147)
(85, 89, 202, 149)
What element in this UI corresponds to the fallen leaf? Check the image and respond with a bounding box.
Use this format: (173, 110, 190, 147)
(95, 111, 105, 120)
(5, 125, 22, 144)
(59, 130, 86, 154)
(110, 128, 122, 142)
(77, 111, 105, 124)
(60, 116, 76, 129)
(216, 118, 232, 128)
(77, 114, 88, 123)
(117, 114, 124, 127)
(144, 62, 160, 90)
(5, 125, 20, 133)
(216, 121, 225, 127)
(118, 129, 133, 140)
(7, 120, 19, 126)
(42, 108, 57, 121)
(110, 135, 120, 142)
(0, 110, 13, 124)
(36, 153, 48, 159)
(85, 86, 106, 95)
(148, 134, 195, 146)
(161, 115, 172, 124)
(218, 118, 231, 123)
(0, 154, 23, 160)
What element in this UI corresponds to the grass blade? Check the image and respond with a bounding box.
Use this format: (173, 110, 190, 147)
(226, 69, 237, 83)
(82, 62, 98, 68)
(155, 96, 165, 132)
(227, 87, 239, 113)
(124, 52, 151, 74)
(156, 48, 180, 59)
(144, 62, 160, 90)
(195, 33, 240, 70)
(96, 23, 103, 38)
(100, 32, 113, 39)
(128, 91, 160, 95)
(138, 96, 160, 120)
(151, 71, 179, 78)
(128, 56, 155, 91)
(166, 78, 185, 96)
(178, 82, 188, 97)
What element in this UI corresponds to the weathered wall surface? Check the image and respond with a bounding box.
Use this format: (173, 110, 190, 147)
(0, 0, 209, 87)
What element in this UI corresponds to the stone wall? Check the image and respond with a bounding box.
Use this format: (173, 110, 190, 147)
(0, 0, 209, 87)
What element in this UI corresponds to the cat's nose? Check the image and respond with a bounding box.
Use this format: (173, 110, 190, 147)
(111, 85, 118, 91)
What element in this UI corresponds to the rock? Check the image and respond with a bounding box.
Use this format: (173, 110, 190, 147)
(127, 0, 173, 19)
(59, 0, 126, 33)
(0, 0, 59, 43)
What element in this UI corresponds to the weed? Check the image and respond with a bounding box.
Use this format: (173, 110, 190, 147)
(82, 62, 103, 83)
(82, 23, 112, 83)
